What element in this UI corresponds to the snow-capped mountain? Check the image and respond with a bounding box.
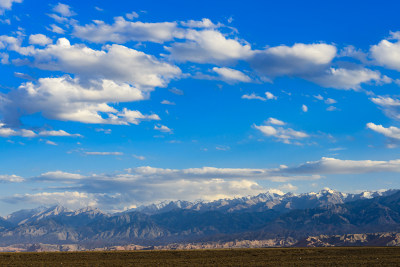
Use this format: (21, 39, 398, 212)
(0, 188, 399, 248)
(130, 188, 399, 214)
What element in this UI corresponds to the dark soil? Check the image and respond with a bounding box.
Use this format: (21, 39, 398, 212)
(1, 247, 400, 266)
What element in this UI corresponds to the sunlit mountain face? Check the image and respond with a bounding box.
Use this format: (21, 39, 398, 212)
(1, 0, 400, 220)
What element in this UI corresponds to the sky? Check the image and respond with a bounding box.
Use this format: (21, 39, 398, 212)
(1, 0, 400, 214)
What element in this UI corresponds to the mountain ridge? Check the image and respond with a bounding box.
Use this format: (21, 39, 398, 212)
(0, 188, 399, 247)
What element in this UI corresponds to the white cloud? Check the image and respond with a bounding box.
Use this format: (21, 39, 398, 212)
(133, 155, 146, 160)
(154, 124, 172, 133)
(73, 17, 179, 44)
(212, 67, 251, 83)
(326, 106, 337, 111)
(7, 156, 400, 210)
(169, 88, 184, 95)
(254, 121, 309, 144)
(241, 93, 266, 101)
(325, 98, 337, 104)
(265, 92, 276, 100)
(266, 118, 285, 125)
(52, 3, 75, 17)
(8, 155, 400, 210)
(250, 43, 336, 77)
(4, 192, 98, 210)
(216, 145, 230, 151)
(125, 11, 139, 20)
(36, 171, 84, 181)
(367, 122, 400, 140)
(0, 174, 24, 182)
(0, 123, 82, 138)
(314, 94, 324, 101)
(279, 183, 298, 192)
(22, 38, 181, 89)
(302, 104, 308, 112)
(371, 36, 400, 71)
(85, 152, 123, 156)
(0, 123, 35, 137)
(47, 24, 65, 34)
(370, 96, 400, 121)
(181, 18, 219, 28)
(338, 45, 368, 63)
(0, 0, 22, 14)
(39, 130, 82, 137)
(166, 29, 252, 64)
(29, 34, 52, 46)
(0, 35, 34, 55)
(242, 92, 276, 101)
(48, 13, 69, 24)
(45, 140, 57, 146)
(1, 76, 160, 125)
(161, 100, 175, 105)
(282, 157, 400, 175)
(308, 67, 385, 90)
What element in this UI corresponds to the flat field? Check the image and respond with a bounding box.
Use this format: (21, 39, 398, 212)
(1, 247, 400, 266)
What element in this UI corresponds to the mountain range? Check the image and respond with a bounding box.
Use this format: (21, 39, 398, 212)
(0, 188, 400, 249)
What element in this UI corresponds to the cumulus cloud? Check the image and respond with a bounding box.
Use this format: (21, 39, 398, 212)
(0, 76, 160, 125)
(281, 157, 400, 175)
(314, 94, 324, 101)
(0, 0, 22, 14)
(133, 155, 146, 160)
(279, 183, 298, 192)
(39, 130, 82, 137)
(73, 17, 179, 43)
(1, 37, 176, 127)
(36, 171, 84, 181)
(3, 192, 98, 210)
(242, 92, 276, 101)
(180, 18, 219, 28)
(370, 96, 400, 121)
(302, 104, 308, 112)
(308, 67, 385, 90)
(125, 11, 139, 20)
(52, 3, 75, 17)
(19, 165, 322, 207)
(0, 124, 79, 138)
(265, 92, 276, 100)
(250, 43, 336, 77)
(266, 117, 285, 125)
(161, 100, 175, 105)
(254, 118, 308, 144)
(21, 38, 181, 89)
(249, 43, 387, 90)
(241, 93, 266, 101)
(371, 34, 400, 71)
(154, 124, 172, 133)
(0, 123, 35, 137)
(0, 174, 24, 182)
(212, 67, 251, 83)
(9, 156, 400, 210)
(166, 29, 252, 64)
(28, 34, 52, 46)
(367, 122, 400, 140)
(45, 140, 57, 146)
(325, 98, 337, 104)
(47, 24, 65, 34)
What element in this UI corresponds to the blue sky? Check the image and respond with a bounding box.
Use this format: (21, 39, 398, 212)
(1, 0, 400, 214)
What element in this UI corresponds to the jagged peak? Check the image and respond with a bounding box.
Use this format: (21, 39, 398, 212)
(72, 206, 107, 216)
